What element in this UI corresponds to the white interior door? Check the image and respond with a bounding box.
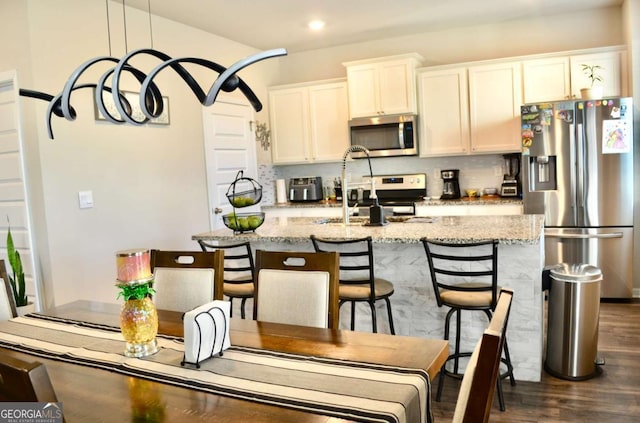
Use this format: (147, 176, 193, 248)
(0, 70, 41, 310)
(202, 97, 258, 231)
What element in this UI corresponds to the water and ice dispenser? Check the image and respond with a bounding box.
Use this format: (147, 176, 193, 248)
(528, 155, 557, 191)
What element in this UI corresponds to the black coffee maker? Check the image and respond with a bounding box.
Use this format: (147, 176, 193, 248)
(440, 169, 461, 200)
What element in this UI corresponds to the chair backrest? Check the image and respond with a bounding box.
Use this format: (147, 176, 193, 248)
(197, 240, 255, 285)
(0, 352, 59, 402)
(452, 289, 513, 423)
(150, 250, 224, 313)
(310, 236, 376, 301)
(253, 250, 340, 329)
(0, 260, 18, 320)
(421, 239, 499, 308)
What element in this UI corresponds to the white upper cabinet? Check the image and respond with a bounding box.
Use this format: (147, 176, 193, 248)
(418, 68, 470, 156)
(344, 54, 423, 118)
(418, 61, 522, 157)
(522, 57, 571, 103)
(522, 48, 627, 103)
(569, 50, 626, 99)
(308, 82, 350, 162)
(269, 79, 349, 165)
(468, 62, 522, 154)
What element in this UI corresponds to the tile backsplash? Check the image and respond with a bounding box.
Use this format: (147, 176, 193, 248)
(259, 154, 508, 205)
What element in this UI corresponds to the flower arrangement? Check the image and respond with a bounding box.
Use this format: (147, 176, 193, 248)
(581, 64, 603, 87)
(6, 222, 28, 307)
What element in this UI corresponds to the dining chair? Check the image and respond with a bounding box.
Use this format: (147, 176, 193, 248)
(310, 235, 395, 334)
(0, 352, 60, 402)
(452, 289, 514, 423)
(253, 250, 340, 329)
(150, 250, 224, 313)
(197, 240, 255, 319)
(421, 238, 515, 411)
(0, 260, 18, 320)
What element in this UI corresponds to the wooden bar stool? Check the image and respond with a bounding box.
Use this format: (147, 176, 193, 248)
(198, 240, 255, 319)
(310, 235, 395, 334)
(422, 238, 515, 411)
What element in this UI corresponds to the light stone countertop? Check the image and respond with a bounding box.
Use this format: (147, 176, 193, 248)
(262, 197, 523, 209)
(193, 214, 544, 245)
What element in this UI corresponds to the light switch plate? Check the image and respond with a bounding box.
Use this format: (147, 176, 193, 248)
(78, 190, 94, 209)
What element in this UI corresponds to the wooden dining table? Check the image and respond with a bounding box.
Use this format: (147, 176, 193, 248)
(0, 300, 448, 422)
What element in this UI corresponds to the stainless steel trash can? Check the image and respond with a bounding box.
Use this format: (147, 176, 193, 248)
(544, 263, 602, 380)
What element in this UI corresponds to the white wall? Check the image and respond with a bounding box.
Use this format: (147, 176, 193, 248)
(0, 0, 280, 306)
(275, 7, 622, 85)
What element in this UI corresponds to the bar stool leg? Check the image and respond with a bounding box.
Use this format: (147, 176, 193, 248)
(350, 300, 356, 331)
(384, 297, 395, 335)
(228, 298, 235, 318)
(240, 297, 247, 319)
(437, 307, 457, 402)
(453, 309, 462, 374)
(368, 301, 378, 333)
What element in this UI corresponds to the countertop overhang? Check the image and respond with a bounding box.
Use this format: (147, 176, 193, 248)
(193, 214, 544, 245)
(262, 197, 523, 209)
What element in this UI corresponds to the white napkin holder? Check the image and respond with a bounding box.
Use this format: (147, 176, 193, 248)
(181, 300, 231, 368)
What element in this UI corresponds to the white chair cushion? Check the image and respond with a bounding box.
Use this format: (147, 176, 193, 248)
(153, 268, 215, 313)
(0, 279, 14, 321)
(257, 269, 329, 328)
(452, 336, 482, 423)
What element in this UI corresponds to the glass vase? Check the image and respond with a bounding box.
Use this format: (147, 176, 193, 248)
(120, 297, 158, 357)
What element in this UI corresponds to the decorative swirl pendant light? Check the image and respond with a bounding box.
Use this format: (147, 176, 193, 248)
(19, 0, 286, 139)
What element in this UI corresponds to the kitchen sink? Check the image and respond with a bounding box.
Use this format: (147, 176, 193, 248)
(313, 216, 414, 225)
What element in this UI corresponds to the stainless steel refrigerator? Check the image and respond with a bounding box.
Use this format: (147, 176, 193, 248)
(521, 97, 634, 298)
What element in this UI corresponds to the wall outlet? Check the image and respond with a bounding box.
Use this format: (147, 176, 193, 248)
(78, 190, 94, 209)
(494, 166, 503, 177)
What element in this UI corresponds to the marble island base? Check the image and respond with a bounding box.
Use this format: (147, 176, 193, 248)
(194, 215, 545, 381)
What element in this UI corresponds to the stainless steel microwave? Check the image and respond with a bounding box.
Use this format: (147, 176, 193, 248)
(349, 114, 418, 158)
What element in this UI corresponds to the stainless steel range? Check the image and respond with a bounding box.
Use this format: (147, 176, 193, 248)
(352, 173, 426, 216)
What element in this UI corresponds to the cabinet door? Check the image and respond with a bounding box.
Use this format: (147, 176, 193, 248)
(308, 82, 350, 162)
(418, 68, 470, 156)
(378, 60, 416, 116)
(522, 57, 571, 103)
(569, 51, 625, 98)
(346, 64, 379, 118)
(269, 88, 310, 164)
(468, 62, 522, 154)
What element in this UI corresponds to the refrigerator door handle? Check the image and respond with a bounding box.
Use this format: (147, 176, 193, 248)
(569, 122, 577, 218)
(545, 232, 624, 239)
(575, 122, 584, 213)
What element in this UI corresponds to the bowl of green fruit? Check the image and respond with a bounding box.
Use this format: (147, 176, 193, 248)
(223, 212, 265, 233)
(226, 170, 262, 208)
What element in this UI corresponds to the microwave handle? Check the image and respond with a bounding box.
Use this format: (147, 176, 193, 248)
(398, 123, 405, 149)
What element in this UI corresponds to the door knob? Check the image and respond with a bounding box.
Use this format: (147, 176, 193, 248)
(213, 207, 223, 214)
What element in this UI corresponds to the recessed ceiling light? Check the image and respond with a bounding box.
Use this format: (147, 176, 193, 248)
(308, 20, 325, 31)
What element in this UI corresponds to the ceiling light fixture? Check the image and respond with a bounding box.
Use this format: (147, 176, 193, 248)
(308, 20, 326, 31)
(18, 0, 286, 139)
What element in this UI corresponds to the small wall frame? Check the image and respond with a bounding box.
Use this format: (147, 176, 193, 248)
(93, 89, 170, 125)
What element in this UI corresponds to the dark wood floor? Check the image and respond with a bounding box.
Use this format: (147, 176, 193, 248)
(430, 301, 640, 422)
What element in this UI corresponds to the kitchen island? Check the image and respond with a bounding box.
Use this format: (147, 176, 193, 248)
(193, 214, 545, 381)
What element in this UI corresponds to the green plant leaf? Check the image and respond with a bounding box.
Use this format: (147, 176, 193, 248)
(6, 224, 27, 306)
(117, 282, 156, 301)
